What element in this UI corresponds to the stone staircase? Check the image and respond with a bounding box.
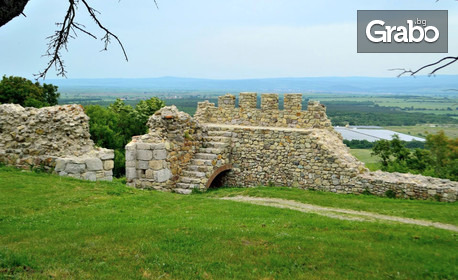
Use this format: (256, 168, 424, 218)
(175, 129, 232, 194)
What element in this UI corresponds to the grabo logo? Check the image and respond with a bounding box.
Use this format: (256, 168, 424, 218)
(357, 10, 448, 53)
(366, 19, 439, 43)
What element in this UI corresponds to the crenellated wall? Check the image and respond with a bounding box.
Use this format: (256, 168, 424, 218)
(194, 93, 332, 129)
(126, 93, 458, 201)
(0, 104, 114, 181)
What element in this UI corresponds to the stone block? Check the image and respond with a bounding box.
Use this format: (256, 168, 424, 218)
(137, 143, 152, 150)
(153, 149, 167, 160)
(145, 169, 154, 179)
(152, 143, 166, 150)
(126, 160, 136, 167)
(99, 150, 114, 160)
(137, 150, 153, 161)
(85, 158, 103, 171)
(137, 160, 149, 170)
(54, 158, 68, 172)
(103, 160, 114, 170)
(126, 150, 136, 161)
(154, 168, 172, 183)
(104, 170, 113, 177)
(126, 167, 137, 180)
(125, 142, 136, 151)
(65, 163, 85, 174)
(149, 160, 164, 170)
(84, 172, 97, 181)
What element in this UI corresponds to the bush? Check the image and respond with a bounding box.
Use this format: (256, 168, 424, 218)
(85, 98, 165, 177)
(0, 75, 59, 108)
(371, 131, 457, 181)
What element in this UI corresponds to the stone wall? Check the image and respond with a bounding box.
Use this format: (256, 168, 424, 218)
(125, 106, 205, 191)
(126, 93, 457, 202)
(0, 104, 114, 181)
(194, 93, 332, 129)
(214, 124, 366, 189)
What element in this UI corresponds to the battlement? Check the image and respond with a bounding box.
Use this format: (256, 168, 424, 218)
(195, 93, 331, 129)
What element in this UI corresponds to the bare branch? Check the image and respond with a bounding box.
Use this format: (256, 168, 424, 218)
(34, 0, 159, 79)
(80, 0, 128, 62)
(390, 56, 458, 77)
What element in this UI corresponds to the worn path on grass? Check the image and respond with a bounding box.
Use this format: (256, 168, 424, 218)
(220, 196, 458, 232)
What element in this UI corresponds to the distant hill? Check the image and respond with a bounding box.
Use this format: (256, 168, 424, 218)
(48, 75, 458, 95)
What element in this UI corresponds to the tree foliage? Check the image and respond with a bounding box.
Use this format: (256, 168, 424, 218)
(0, 75, 60, 108)
(85, 97, 164, 177)
(371, 132, 457, 181)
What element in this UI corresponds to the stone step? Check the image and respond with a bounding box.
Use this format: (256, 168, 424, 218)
(203, 142, 230, 149)
(176, 183, 197, 189)
(187, 165, 213, 172)
(182, 170, 206, 178)
(203, 136, 231, 143)
(179, 177, 202, 184)
(194, 153, 217, 160)
(198, 147, 224, 154)
(191, 159, 213, 166)
(174, 188, 192, 195)
(207, 130, 232, 137)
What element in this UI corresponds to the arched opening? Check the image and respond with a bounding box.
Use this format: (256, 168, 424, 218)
(206, 164, 232, 189)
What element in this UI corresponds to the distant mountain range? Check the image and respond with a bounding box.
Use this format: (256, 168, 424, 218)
(48, 76, 458, 95)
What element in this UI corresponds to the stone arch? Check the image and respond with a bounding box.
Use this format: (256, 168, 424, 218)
(205, 164, 232, 189)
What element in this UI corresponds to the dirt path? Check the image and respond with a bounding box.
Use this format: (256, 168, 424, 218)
(220, 196, 458, 232)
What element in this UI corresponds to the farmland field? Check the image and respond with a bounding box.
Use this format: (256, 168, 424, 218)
(385, 125, 458, 138)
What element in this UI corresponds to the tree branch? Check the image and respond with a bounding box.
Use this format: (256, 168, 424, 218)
(34, 0, 159, 79)
(0, 0, 29, 27)
(390, 56, 458, 77)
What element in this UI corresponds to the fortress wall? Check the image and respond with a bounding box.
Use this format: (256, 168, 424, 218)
(210, 125, 366, 190)
(127, 102, 457, 202)
(194, 93, 332, 129)
(214, 124, 457, 202)
(0, 104, 114, 181)
(126, 106, 204, 191)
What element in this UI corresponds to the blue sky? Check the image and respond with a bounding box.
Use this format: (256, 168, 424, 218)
(0, 0, 457, 79)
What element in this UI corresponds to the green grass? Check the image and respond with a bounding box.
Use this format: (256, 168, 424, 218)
(1, 167, 457, 279)
(349, 149, 382, 171)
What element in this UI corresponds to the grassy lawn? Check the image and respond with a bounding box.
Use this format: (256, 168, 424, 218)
(349, 149, 382, 171)
(1, 167, 457, 279)
(385, 125, 458, 139)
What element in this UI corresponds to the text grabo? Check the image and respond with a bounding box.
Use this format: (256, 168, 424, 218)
(366, 19, 439, 43)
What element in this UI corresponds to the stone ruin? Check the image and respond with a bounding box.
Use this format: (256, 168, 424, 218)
(126, 93, 458, 202)
(0, 95, 455, 202)
(0, 104, 114, 181)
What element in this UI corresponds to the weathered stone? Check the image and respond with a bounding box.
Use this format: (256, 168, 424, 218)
(137, 150, 153, 161)
(85, 158, 103, 171)
(126, 150, 136, 161)
(154, 168, 172, 182)
(149, 160, 164, 170)
(98, 150, 114, 160)
(137, 160, 149, 170)
(126, 167, 137, 180)
(0, 104, 114, 182)
(54, 158, 68, 172)
(65, 163, 85, 174)
(153, 149, 167, 160)
(103, 160, 114, 170)
(84, 172, 97, 181)
(137, 143, 152, 150)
